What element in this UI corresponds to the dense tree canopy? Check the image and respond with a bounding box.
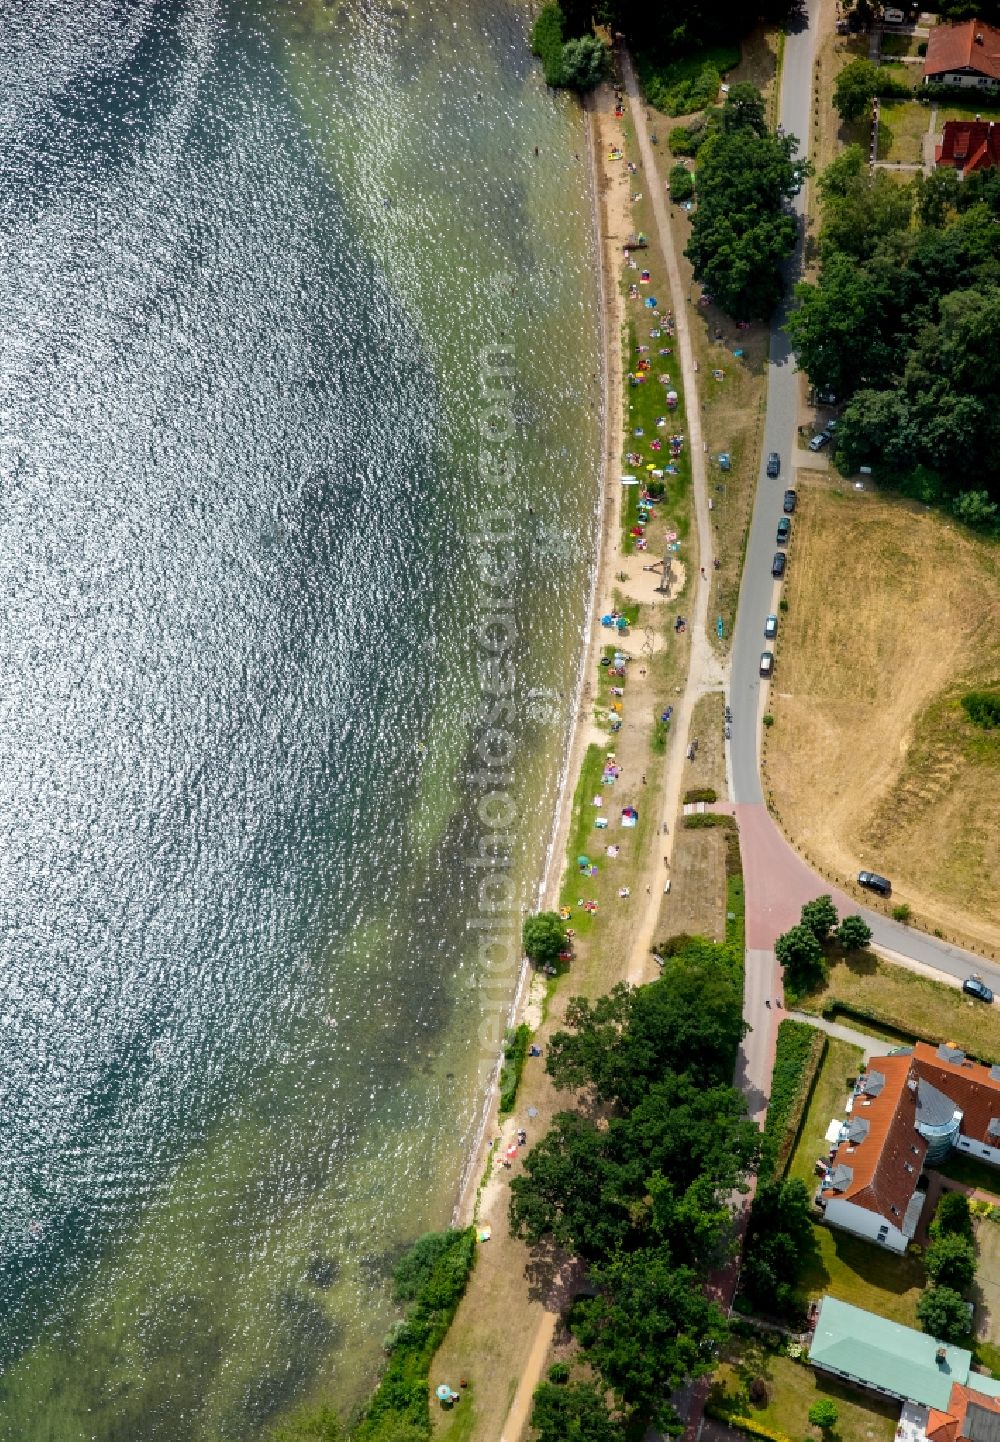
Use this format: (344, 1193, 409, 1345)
(685, 85, 800, 320)
(833, 59, 880, 121)
(522, 911, 567, 969)
(788, 148, 1000, 511)
(530, 1381, 625, 1442)
(917, 1285, 972, 1342)
(926, 1233, 977, 1291)
(775, 924, 826, 995)
(740, 1178, 816, 1321)
(545, 947, 746, 1106)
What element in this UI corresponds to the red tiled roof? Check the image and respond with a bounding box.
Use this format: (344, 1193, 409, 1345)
(935, 119, 1000, 173)
(821, 1054, 926, 1220)
(923, 19, 1000, 82)
(929, 1382, 1000, 1442)
(913, 1042, 1000, 1148)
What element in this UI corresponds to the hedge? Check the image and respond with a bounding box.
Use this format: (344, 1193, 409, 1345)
(499, 1023, 532, 1116)
(704, 1403, 796, 1442)
(684, 786, 718, 804)
(759, 1022, 826, 1181)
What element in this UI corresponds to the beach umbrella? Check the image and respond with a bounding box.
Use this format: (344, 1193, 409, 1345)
(436, 1386, 453, 1402)
(506, 1145, 519, 1159)
(577, 854, 590, 869)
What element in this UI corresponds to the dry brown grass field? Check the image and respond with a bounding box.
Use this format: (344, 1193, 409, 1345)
(763, 483, 1000, 952)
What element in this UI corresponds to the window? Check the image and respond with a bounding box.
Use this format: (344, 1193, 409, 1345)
(890, 1206, 899, 1216)
(983, 1148, 991, 1157)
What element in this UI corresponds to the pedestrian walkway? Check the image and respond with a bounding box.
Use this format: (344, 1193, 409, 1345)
(786, 1009, 885, 1061)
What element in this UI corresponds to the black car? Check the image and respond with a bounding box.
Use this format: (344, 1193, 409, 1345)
(766, 452, 781, 478)
(783, 489, 797, 513)
(858, 870, 891, 897)
(777, 517, 791, 544)
(771, 552, 786, 578)
(963, 976, 994, 1004)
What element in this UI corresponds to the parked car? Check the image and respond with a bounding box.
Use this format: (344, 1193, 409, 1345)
(772, 552, 786, 577)
(765, 614, 778, 639)
(783, 489, 797, 513)
(963, 976, 994, 1004)
(808, 431, 831, 452)
(858, 870, 892, 897)
(760, 651, 774, 677)
(777, 517, 791, 544)
(766, 452, 781, 478)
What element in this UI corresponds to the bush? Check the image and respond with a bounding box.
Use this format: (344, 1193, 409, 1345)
(499, 1024, 532, 1115)
(760, 1021, 826, 1180)
(962, 690, 1000, 729)
(809, 1400, 839, 1430)
(670, 165, 695, 202)
(637, 55, 727, 117)
(547, 1361, 571, 1385)
(531, 3, 566, 87)
(763, 714, 775, 727)
(931, 1191, 974, 1242)
(684, 786, 718, 804)
(892, 903, 912, 923)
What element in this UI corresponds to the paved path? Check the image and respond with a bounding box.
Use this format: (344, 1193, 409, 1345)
(786, 1009, 884, 1060)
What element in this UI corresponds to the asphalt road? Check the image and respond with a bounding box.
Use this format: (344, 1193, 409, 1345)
(726, 0, 1000, 986)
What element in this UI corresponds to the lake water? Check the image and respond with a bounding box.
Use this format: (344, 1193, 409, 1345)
(0, 1, 600, 1437)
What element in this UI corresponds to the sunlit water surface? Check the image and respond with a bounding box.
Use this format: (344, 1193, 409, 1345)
(0, 1, 600, 1436)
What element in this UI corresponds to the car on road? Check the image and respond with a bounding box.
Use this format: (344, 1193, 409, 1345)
(766, 452, 780, 478)
(777, 517, 791, 544)
(963, 975, 994, 1004)
(765, 614, 778, 639)
(760, 651, 774, 677)
(858, 870, 892, 897)
(808, 431, 831, 452)
(783, 489, 797, 513)
(771, 552, 786, 578)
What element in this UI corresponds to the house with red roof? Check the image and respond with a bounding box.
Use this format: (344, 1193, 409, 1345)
(923, 19, 1000, 90)
(817, 1042, 1000, 1252)
(935, 119, 1000, 176)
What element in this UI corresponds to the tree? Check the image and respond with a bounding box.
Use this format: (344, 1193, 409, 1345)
(508, 1110, 632, 1258)
(670, 165, 694, 202)
(809, 1399, 840, 1431)
(775, 924, 826, 995)
(561, 34, 608, 90)
(571, 1249, 728, 1432)
(546, 949, 747, 1107)
(531, 3, 566, 87)
(684, 87, 801, 319)
(788, 252, 908, 399)
(834, 387, 914, 476)
(926, 1233, 977, 1291)
(741, 1179, 816, 1320)
(800, 895, 839, 942)
(917, 1285, 972, 1343)
(522, 911, 566, 969)
(833, 59, 880, 121)
(837, 915, 873, 952)
(931, 1190, 974, 1242)
(530, 1381, 625, 1442)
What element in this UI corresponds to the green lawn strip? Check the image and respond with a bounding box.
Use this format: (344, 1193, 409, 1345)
(710, 1340, 898, 1442)
(796, 954, 1000, 1065)
(622, 309, 691, 555)
(877, 98, 928, 164)
(787, 1037, 864, 1191)
(557, 743, 607, 937)
(433, 1379, 476, 1442)
(760, 1022, 826, 1182)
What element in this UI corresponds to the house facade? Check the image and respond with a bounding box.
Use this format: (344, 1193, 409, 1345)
(923, 20, 1000, 89)
(817, 1043, 1000, 1252)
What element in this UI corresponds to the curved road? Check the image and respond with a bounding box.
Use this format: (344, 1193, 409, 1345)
(727, 0, 998, 1011)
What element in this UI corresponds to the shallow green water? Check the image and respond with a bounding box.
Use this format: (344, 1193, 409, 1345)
(0, 2, 600, 1436)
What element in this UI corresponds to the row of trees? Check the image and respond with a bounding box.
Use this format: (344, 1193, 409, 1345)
(917, 1192, 978, 1343)
(774, 895, 872, 999)
(511, 939, 755, 1436)
(684, 86, 803, 321)
(787, 147, 1000, 520)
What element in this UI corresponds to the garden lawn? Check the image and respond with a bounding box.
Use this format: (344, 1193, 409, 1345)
(712, 1342, 898, 1442)
(785, 1036, 926, 1326)
(877, 99, 929, 164)
(796, 955, 1000, 1065)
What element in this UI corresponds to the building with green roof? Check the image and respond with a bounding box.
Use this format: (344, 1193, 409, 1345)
(810, 1297, 976, 1411)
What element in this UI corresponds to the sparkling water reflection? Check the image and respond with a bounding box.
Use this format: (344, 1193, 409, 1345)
(0, 1, 600, 1435)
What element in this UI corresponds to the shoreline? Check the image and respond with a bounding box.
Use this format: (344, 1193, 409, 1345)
(450, 84, 623, 1232)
